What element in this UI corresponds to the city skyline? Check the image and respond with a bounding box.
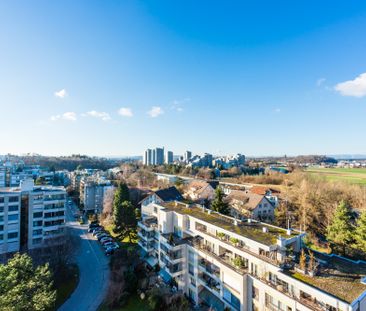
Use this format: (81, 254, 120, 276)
(1, 1, 366, 156)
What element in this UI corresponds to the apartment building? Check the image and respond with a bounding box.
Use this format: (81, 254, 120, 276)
(0, 179, 66, 255)
(165, 151, 174, 164)
(138, 201, 366, 311)
(143, 147, 165, 166)
(79, 178, 114, 213)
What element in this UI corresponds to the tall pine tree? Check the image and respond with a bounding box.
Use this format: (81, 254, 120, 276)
(211, 187, 230, 215)
(326, 201, 354, 256)
(113, 182, 136, 242)
(355, 210, 366, 253)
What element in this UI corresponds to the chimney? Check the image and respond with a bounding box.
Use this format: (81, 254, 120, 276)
(262, 227, 269, 233)
(234, 219, 238, 226)
(286, 228, 292, 236)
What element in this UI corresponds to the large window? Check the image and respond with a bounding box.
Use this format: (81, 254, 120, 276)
(8, 232, 18, 239)
(223, 286, 240, 310)
(33, 212, 43, 219)
(8, 214, 18, 221)
(9, 196, 19, 203)
(8, 205, 19, 212)
(33, 220, 43, 227)
(0, 197, 4, 204)
(33, 229, 43, 236)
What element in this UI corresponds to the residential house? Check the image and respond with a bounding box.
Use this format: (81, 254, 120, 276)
(227, 190, 275, 222)
(184, 180, 219, 204)
(140, 186, 183, 209)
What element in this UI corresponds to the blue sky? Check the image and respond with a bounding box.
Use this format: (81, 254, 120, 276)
(1, 1, 366, 157)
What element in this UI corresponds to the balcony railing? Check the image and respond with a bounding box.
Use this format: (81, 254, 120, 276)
(196, 244, 248, 275)
(195, 227, 281, 266)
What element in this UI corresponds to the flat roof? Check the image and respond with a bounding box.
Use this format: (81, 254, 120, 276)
(161, 201, 299, 246)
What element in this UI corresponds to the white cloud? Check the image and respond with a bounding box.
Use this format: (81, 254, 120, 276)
(50, 111, 77, 121)
(148, 106, 164, 118)
(84, 110, 111, 121)
(334, 72, 366, 97)
(118, 107, 133, 117)
(171, 98, 190, 112)
(317, 78, 326, 86)
(274, 108, 281, 113)
(54, 89, 67, 98)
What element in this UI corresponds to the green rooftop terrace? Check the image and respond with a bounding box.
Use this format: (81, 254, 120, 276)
(161, 202, 299, 246)
(288, 270, 366, 304)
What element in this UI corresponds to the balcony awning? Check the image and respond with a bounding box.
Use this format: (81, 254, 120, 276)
(159, 269, 172, 284)
(199, 288, 224, 311)
(146, 256, 158, 268)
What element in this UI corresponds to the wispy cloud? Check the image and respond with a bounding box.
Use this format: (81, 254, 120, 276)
(118, 107, 133, 117)
(317, 78, 326, 86)
(334, 72, 366, 97)
(83, 110, 111, 121)
(50, 112, 77, 121)
(171, 98, 190, 112)
(274, 108, 281, 113)
(54, 89, 67, 98)
(148, 106, 164, 118)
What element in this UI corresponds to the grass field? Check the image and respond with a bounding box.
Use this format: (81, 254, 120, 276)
(99, 294, 150, 311)
(306, 167, 366, 185)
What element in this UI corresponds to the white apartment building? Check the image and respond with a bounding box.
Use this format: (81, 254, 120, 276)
(0, 179, 66, 255)
(80, 178, 114, 214)
(138, 201, 366, 311)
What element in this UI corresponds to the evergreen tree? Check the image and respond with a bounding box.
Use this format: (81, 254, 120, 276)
(0, 253, 56, 311)
(326, 201, 354, 256)
(211, 187, 230, 215)
(113, 183, 136, 242)
(355, 210, 366, 253)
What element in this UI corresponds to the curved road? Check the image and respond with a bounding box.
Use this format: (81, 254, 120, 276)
(59, 204, 110, 311)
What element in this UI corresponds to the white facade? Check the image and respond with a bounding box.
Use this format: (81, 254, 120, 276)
(80, 178, 113, 214)
(0, 179, 66, 255)
(138, 201, 366, 311)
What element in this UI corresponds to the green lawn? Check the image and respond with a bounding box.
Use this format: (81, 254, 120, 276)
(306, 167, 366, 185)
(99, 294, 150, 311)
(54, 264, 80, 309)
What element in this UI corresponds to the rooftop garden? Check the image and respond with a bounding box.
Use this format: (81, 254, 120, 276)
(162, 202, 298, 246)
(288, 270, 366, 303)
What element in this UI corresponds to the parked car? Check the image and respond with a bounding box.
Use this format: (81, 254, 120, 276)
(100, 237, 113, 244)
(105, 248, 114, 256)
(97, 234, 110, 241)
(104, 242, 119, 250)
(92, 228, 104, 236)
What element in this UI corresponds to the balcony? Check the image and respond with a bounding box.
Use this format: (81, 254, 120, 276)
(138, 240, 154, 252)
(137, 228, 155, 241)
(198, 272, 221, 294)
(138, 218, 158, 231)
(198, 258, 220, 279)
(195, 243, 248, 275)
(195, 226, 281, 266)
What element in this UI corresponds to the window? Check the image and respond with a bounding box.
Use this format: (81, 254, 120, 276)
(8, 232, 18, 239)
(33, 229, 42, 236)
(223, 286, 240, 310)
(9, 196, 19, 202)
(0, 225, 3, 231)
(8, 205, 19, 212)
(0, 215, 3, 222)
(0, 234, 3, 241)
(8, 214, 18, 221)
(33, 212, 43, 218)
(0, 206, 3, 213)
(188, 263, 194, 276)
(33, 220, 43, 227)
(252, 286, 259, 300)
(190, 277, 196, 287)
(33, 238, 42, 245)
(0, 197, 4, 203)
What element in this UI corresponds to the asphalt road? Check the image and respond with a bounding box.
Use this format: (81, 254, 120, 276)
(58, 202, 110, 311)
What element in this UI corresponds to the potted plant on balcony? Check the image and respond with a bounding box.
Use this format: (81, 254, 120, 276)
(230, 237, 239, 246)
(168, 233, 174, 246)
(232, 257, 244, 269)
(217, 232, 225, 240)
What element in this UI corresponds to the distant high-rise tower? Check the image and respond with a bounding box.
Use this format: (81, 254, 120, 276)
(143, 149, 152, 166)
(184, 151, 192, 162)
(165, 151, 173, 164)
(154, 147, 164, 165)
